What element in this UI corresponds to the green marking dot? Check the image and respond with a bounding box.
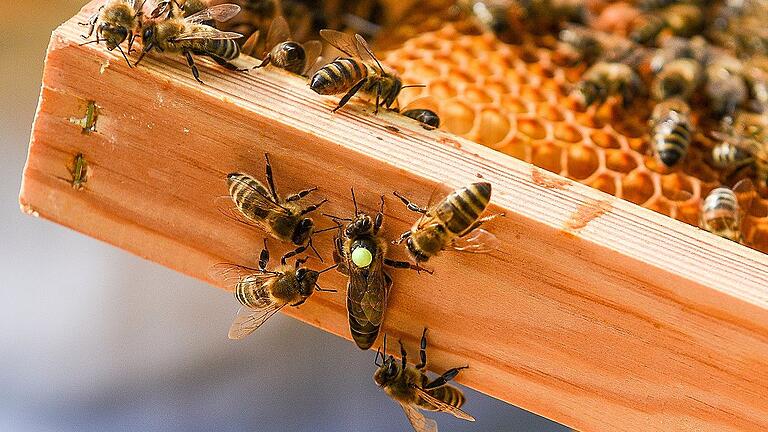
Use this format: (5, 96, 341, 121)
(351, 247, 373, 268)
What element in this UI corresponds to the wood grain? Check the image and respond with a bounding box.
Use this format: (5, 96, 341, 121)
(20, 3, 768, 431)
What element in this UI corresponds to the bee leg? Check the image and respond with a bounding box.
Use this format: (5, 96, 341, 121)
(299, 199, 328, 216)
(415, 328, 428, 371)
(374, 82, 382, 114)
(393, 191, 428, 214)
(79, 7, 103, 39)
(259, 238, 270, 271)
(285, 187, 318, 202)
(263, 153, 280, 203)
(424, 366, 469, 390)
(384, 258, 433, 275)
(460, 213, 506, 235)
(291, 298, 307, 307)
(255, 54, 272, 69)
(117, 45, 133, 68)
(280, 245, 308, 265)
(399, 339, 408, 369)
(294, 257, 309, 269)
(211, 56, 250, 73)
(373, 195, 385, 233)
(184, 51, 204, 84)
(393, 230, 411, 245)
(332, 79, 367, 113)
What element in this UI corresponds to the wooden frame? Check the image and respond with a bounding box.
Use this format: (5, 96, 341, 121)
(20, 3, 768, 431)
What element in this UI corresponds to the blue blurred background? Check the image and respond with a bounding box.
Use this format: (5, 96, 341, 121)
(0, 2, 569, 431)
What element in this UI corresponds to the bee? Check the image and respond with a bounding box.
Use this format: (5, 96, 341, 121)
(663, 4, 705, 37)
(211, 239, 337, 339)
(400, 96, 441, 129)
(328, 190, 424, 350)
(651, 58, 703, 101)
(310, 30, 420, 113)
(705, 56, 749, 119)
(649, 36, 709, 73)
(393, 182, 504, 264)
(373, 329, 475, 432)
(556, 26, 604, 66)
(70, 153, 89, 190)
(455, 0, 520, 44)
(571, 62, 644, 108)
(701, 179, 755, 243)
(649, 97, 693, 168)
(713, 113, 768, 183)
(221, 153, 328, 257)
(79, 0, 145, 66)
(629, 13, 666, 44)
(251, 15, 321, 75)
(135, 4, 244, 83)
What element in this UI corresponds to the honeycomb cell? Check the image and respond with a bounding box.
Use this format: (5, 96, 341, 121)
(676, 201, 702, 226)
(590, 173, 617, 196)
(661, 173, 694, 201)
(463, 85, 494, 104)
(518, 117, 547, 140)
(520, 47, 540, 64)
(537, 104, 565, 122)
(605, 149, 638, 173)
(503, 68, 528, 86)
(429, 80, 457, 99)
(500, 95, 530, 114)
(751, 199, 768, 218)
(553, 123, 583, 143)
(467, 60, 495, 77)
(646, 199, 673, 218)
(410, 62, 442, 80)
(441, 100, 475, 135)
(447, 69, 475, 85)
(498, 136, 530, 161)
(476, 109, 512, 148)
(567, 144, 600, 180)
(622, 170, 656, 205)
(576, 111, 608, 129)
(612, 118, 647, 139)
(519, 86, 548, 102)
(531, 141, 562, 173)
(590, 130, 621, 149)
(483, 79, 511, 100)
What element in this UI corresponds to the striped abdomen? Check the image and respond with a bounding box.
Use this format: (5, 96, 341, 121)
(434, 182, 492, 235)
(712, 142, 753, 168)
(202, 38, 240, 60)
(418, 385, 466, 411)
(234, 275, 273, 309)
(701, 187, 741, 241)
(227, 172, 271, 221)
(271, 41, 306, 75)
(309, 58, 369, 95)
(651, 99, 692, 167)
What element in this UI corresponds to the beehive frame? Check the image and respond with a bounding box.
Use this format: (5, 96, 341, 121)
(20, 2, 768, 431)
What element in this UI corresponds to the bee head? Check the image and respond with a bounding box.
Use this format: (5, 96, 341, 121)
(405, 236, 430, 263)
(100, 23, 129, 50)
(346, 214, 373, 238)
(278, 42, 306, 65)
(292, 218, 315, 246)
(573, 80, 599, 107)
(373, 336, 399, 387)
(141, 24, 157, 50)
(382, 77, 403, 108)
(295, 268, 319, 298)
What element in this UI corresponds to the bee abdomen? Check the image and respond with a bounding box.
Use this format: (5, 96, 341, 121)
(421, 385, 466, 410)
(436, 182, 492, 235)
(235, 277, 272, 308)
(204, 38, 240, 60)
(310, 58, 368, 95)
(347, 297, 380, 350)
(703, 187, 738, 216)
(651, 100, 692, 167)
(712, 142, 753, 168)
(227, 173, 271, 219)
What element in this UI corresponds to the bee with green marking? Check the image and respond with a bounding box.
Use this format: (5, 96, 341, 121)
(70, 153, 89, 190)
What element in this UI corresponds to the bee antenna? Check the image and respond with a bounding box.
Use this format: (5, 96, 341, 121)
(308, 239, 324, 263)
(317, 263, 339, 274)
(313, 222, 342, 234)
(79, 39, 102, 46)
(382, 334, 388, 356)
(351, 188, 359, 216)
(314, 282, 337, 293)
(400, 84, 427, 90)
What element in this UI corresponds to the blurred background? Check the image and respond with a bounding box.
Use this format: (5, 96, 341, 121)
(0, 1, 568, 431)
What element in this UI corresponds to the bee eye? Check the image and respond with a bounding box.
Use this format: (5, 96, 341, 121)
(351, 247, 373, 268)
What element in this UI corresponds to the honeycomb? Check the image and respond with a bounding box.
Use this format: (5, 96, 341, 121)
(378, 23, 768, 253)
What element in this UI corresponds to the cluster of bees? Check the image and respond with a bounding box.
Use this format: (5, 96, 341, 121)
(77, 0, 766, 427)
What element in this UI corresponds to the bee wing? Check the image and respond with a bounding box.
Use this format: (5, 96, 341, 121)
(354, 33, 386, 73)
(228, 303, 286, 340)
(241, 30, 261, 57)
(174, 27, 243, 41)
(449, 229, 501, 254)
(184, 4, 241, 24)
(319, 29, 363, 58)
(149, 1, 171, 18)
(733, 178, 756, 215)
(347, 255, 389, 327)
(399, 402, 438, 432)
(305, 54, 329, 78)
(226, 174, 291, 214)
(208, 262, 280, 291)
(301, 40, 323, 75)
(412, 386, 476, 422)
(265, 15, 291, 52)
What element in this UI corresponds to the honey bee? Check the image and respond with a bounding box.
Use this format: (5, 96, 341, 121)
(556, 26, 604, 66)
(400, 96, 441, 129)
(393, 182, 504, 264)
(328, 190, 424, 350)
(373, 329, 475, 432)
(456, 0, 520, 44)
(663, 4, 705, 37)
(135, 4, 244, 83)
(700, 179, 755, 243)
(629, 13, 665, 44)
(649, 97, 693, 168)
(221, 153, 328, 257)
(70, 153, 88, 190)
(705, 56, 749, 119)
(211, 239, 337, 339)
(251, 15, 321, 75)
(79, 0, 146, 66)
(651, 58, 703, 101)
(572, 61, 644, 108)
(310, 30, 420, 113)
(712, 114, 768, 183)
